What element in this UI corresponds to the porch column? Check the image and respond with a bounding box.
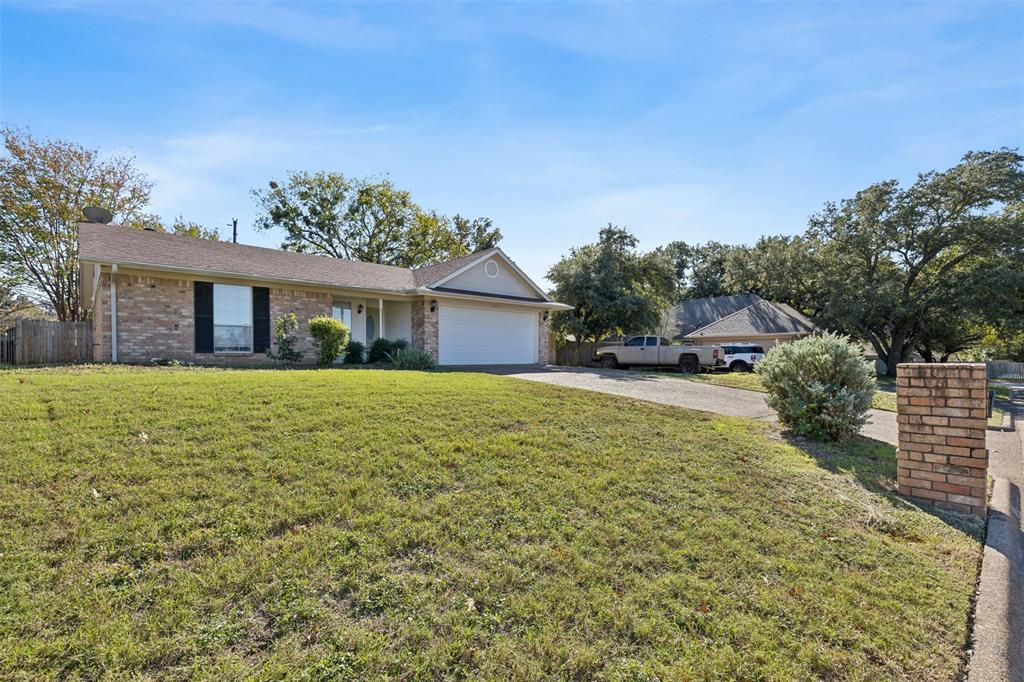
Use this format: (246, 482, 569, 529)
(379, 298, 385, 340)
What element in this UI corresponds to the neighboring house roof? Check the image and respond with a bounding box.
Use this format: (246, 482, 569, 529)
(683, 298, 818, 339)
(673, 294, 763, 337)
(78, 224, 552, 302)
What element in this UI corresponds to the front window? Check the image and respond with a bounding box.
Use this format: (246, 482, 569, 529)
(213, 284, 252, 352)
(625, 337, 644, 347)
(644, 336, 658, 347)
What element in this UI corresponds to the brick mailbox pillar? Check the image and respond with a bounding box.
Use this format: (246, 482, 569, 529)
(896, 363, 989, 517)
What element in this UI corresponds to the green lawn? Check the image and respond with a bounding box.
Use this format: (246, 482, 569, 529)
(0, 367, 981, 680)
(662, 370, 900, 412)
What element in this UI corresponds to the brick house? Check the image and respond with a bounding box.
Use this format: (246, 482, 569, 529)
(78, 223, 570, 365)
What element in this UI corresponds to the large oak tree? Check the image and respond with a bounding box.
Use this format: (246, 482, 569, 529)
(251, 172, 501, 268)
(727, 150, 1024, 373)
(548, 225, 678, 361)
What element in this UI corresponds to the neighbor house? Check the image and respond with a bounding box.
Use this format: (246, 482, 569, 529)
(671, 294, 817, 349)
(78, 223, 570, 365)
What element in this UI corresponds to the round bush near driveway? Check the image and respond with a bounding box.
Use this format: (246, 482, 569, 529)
(755, 332, 876, 442)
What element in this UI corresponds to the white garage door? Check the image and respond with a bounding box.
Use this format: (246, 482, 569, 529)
(438, 303, 538, 365)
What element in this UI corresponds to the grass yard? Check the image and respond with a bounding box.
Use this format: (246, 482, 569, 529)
(665, 371, 900, 412)
(0, 367, 982, 680)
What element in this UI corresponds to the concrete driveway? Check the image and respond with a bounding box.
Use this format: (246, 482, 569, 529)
(468, 365, 898, 445)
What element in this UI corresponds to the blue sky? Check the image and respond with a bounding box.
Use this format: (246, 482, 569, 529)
(2, 1, 1022, 285)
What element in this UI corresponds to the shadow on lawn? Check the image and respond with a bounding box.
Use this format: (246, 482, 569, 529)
(784, 433, 984, 538)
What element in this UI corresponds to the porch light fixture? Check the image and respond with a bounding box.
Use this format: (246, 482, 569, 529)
(430, 300, 438, 313)
(543, 311, 549, 321)
(356, 304, 363, 314)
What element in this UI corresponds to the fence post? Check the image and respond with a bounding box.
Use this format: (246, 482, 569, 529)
(15, 319, 23, 364)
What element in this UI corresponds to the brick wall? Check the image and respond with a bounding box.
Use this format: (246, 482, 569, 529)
(94, 272, 330, 365)
(896, 363, 989, 517)
(410, 297, 439, 363)
(537, 312, 551, 364)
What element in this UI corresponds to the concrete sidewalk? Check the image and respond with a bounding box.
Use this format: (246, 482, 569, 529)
(489, 366, 898, 445)
(968, 389, 1024, 682)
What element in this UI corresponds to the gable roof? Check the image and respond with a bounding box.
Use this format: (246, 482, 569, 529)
(411, 248, 498, 287)
(78, 224, 545, 299)
(683, 298, 818, 339)
(422, 247, 552, 301)
(673, 294, 763, 337)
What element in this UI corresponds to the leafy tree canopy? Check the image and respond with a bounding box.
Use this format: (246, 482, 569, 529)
(660, 240, 738, 299)
(0, 127, 214, 321)
(251, 172, 501, 268)
(548, 224, 678, 350)
(726, 149, 1024, 372)
(0, 126, 152, 320)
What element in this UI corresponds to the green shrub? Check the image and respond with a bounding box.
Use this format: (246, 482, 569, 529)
(308, 316, 349, 366)
(388, 348, 435, 371)
(344, 340, 366, 364)
(267, 313, 303, 366)
(755, 332, 875, 441)
(391, 338, 409, 353)
(367, 338, 394, 364)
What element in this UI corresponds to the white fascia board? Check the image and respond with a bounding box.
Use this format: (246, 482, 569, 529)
(417, 287, 573, 310)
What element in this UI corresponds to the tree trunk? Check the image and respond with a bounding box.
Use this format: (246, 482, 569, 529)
(884, 327, 913, 377)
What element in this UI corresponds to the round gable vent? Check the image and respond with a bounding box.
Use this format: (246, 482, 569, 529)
(484, 259, 499, 278)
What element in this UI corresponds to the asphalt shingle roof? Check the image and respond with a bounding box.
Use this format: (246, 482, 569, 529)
(78, 223, 499, 293)
(683, 298, 818, 338)
(672, 294, 763, 337)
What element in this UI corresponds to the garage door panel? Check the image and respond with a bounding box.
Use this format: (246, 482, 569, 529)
(439, 304, 537, 365)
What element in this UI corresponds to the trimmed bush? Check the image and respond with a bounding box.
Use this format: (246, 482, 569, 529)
(344, 340, 366, 364)
(367, 338, 394, 364)
(308, 316, 350, 366)
(755, 332, 875, 442)
(391, 338, 409, 353)
(388, 348, 435, 371)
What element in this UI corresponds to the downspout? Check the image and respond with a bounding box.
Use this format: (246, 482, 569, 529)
(379, 298, 385, 340)
(90, 264, 101, 309)
(110, 264, 118, 363)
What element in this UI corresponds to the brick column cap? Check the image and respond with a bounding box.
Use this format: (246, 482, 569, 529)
(897, 362, 987, 369)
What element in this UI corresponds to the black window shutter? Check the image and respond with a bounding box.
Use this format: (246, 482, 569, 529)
(194, 281, 214, 353)
(252, 287, 271, 354)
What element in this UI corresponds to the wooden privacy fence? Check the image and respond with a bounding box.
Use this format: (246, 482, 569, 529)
(552, 341, 617, 367)
(0, 320, 93, 365)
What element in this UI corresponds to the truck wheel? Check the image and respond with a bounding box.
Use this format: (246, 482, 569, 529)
(679, 357, 698, 374)
(730, 360, 750, 373)
(599, 355, 618, 369)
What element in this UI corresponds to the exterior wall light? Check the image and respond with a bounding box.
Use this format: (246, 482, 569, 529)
(356, 304, 363, 314)
(430, 300, 438, 313)
(543, 311, 550, 321)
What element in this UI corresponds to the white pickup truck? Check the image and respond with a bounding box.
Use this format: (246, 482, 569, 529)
(594, 336, 723, 373)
